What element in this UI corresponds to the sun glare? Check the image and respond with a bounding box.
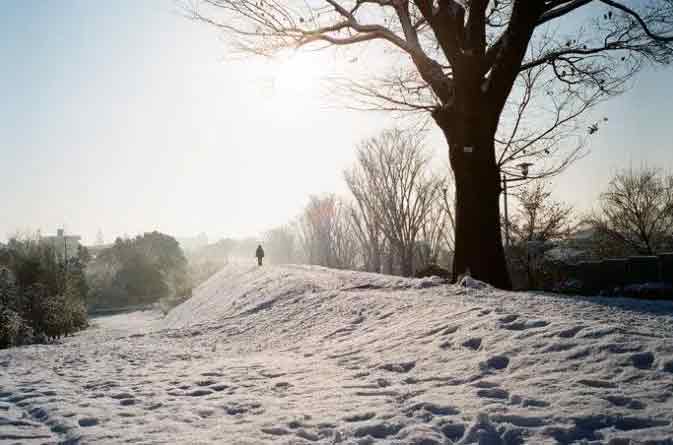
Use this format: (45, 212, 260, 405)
(271, 51, 324, 95)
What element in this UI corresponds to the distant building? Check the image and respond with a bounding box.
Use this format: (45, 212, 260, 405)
(41, 228, 81, 261)
(544, 225, 598, 263)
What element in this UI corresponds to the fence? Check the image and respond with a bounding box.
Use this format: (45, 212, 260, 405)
(560, 253, 673, 297)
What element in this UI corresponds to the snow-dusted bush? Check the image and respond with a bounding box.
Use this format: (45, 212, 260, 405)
(0, 306, 34, 348)
(0, 238, 89, 348)
(622, 283, 673, 300)
(415, 263, 451, 280)
(40, 295, 89, 339)
(88, 232, 190, 310)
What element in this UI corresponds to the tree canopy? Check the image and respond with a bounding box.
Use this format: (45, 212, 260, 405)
(89, 231, 189, 308)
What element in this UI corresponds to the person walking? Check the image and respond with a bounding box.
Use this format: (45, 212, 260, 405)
(255, 244, 265, 266)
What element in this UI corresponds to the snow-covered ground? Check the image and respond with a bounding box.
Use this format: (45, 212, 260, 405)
(2, 264, 673, 444)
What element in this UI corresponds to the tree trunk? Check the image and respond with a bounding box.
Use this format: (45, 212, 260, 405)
(383, 240, 394, 275)
(435, 110, 512, 290)
(400, 246, 414, 277)
(371, 244, 381, 274)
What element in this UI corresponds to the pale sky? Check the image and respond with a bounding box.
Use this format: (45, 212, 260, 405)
(1, 1, 672, 245)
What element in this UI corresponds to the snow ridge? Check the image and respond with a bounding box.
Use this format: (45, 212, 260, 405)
(2, 264, 673, 444)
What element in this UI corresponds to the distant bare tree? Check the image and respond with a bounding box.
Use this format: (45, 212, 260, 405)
(345, 129, 442, 276)
(348, 201, 384, 273)
(297, 196, 332, 267)
(332, 203, 361, 269)
(188, 0, 673, 288)
(297, 195, 360, 269)
(511, 182, 576, 244)
(416, 188, 454, 271)
(590, 167, 673, 256)
(508, 181, 575, 289)
(264, 225, 297, 264)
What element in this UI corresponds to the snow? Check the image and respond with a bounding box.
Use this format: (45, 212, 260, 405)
(2, 263, 673, 444)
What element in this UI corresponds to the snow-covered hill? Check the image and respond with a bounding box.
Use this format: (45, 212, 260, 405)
(2, 264, 673, 444)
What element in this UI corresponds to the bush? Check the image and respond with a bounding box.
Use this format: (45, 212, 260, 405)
(622, 283, 673, 300)
(415, 263, 451, 280)
(0, 306, 34, 348)
(39, 295, 88, 339)
(0, 238, 89, 349)
(87, 232, 190, 309)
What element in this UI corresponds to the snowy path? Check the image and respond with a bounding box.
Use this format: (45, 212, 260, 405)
(2, 264, 673, 444)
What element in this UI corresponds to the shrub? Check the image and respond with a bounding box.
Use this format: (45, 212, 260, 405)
(0, 306, 33, 348)
(88, 231, 189, 309)
(0, 238, 89, 349)
(415, 263, 451, 280)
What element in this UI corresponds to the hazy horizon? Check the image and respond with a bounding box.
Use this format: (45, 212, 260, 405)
(2, 0, 673, 245)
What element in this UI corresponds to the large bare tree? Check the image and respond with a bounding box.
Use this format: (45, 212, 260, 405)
(188, 0, 673, 288)
(345, 129, 442, 276)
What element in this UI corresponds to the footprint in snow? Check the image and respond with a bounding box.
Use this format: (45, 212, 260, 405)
(343, 412, 376, 422)
(521, 398, 550, 408)
(195, 379, 216, 387)
(186, 389, 213, 397)
(498, 314, 518, 324)
(480, 355, 510, 371)
(630, 351, 655, 369)
(439, 340, 453, 350)
(197, 409, 216, 418)
(200, 371, 224, 377)
(353, 421, 403, 439)
(604, 395, 646, 410)
(476, 387, 510, 399)
(295, 428, 321, 441)
(500, 319, 549, 331)
(473, 380, 500, 388)
(404, 402, 460, 419)
(222, 401, 263, 416)
(462, 337, 482, 350)
(439, 421, 466, 442)
(559, 325, 585, 338)
(261, 426, 291, 436)
(78, 417, 99, 427)
(577, 379, 616, 389)
(380, 361, 416, 373)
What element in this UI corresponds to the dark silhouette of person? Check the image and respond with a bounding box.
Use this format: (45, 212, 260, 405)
(255, 244, 265, 266)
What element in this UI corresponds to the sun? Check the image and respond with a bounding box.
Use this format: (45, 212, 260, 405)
(271, 51, 323, 95)
(248, 50, 331, 120)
